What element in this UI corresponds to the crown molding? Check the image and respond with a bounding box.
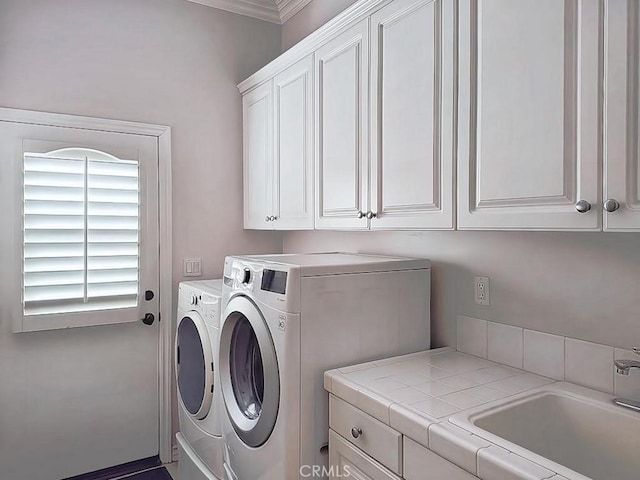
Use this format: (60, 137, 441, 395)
(275, 0, 314, 23)
(186, 0, 314, 24)
(187, 0, 280, 24)
(237, 0, 392, 93)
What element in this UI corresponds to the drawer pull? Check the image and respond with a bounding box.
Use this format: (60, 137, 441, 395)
(351, 426, 363, 439)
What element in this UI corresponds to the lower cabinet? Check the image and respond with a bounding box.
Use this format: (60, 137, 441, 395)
(329, 430, 401, 480)
(403, 437, 477, 480)
(329, 395, 478, 480)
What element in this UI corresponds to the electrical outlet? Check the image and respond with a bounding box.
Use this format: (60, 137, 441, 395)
(474, 276, 490, 305)
(183, 258, 202, 277)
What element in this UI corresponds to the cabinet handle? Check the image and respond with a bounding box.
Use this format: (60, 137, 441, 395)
(357, 211, 365, 219)
(575, 200, 591, 213)
(351, 427, 362, 439)
(603, 199, 620, 213)
(366, 211, 377, 219)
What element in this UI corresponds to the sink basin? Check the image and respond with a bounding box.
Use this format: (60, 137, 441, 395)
(450, 383, 640, 480)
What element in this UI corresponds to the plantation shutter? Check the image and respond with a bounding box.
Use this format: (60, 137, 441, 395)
(23, 149, 140, 316)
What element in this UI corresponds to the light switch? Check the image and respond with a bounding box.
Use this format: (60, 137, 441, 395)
(183, 258, 202, 277)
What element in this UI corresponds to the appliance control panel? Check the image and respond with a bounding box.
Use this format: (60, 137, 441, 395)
(261, 269, 287, 294)
(223, 257, 301, 313)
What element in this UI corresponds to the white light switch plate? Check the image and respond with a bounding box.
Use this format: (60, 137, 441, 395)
(183, 258, 202, 277)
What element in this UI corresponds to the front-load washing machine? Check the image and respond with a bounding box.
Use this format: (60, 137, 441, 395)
(176, 280, 225, 480)
(218, 253, 431, 480)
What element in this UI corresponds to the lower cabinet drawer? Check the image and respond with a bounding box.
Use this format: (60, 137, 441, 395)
(403, 437, 478, 480)
(329, 430, 402, 480)
(329, 395, 402, 475)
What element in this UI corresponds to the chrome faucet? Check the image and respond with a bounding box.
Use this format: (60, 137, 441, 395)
(615, 359, 640, 375)
(614, 347, 640, 375)
(613, 347, 640, 412)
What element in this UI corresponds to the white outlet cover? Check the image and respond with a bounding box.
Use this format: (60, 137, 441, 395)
(474, 276, 490, 306)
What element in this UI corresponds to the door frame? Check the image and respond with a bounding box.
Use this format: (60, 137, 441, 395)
(0, 106, 174, 464)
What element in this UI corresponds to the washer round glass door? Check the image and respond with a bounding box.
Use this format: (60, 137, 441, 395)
(220, 295, 279, 447)
(176, 312, 214, 420)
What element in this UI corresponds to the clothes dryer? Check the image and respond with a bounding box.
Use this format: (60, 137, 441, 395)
(176, 280, 224, 480)
(218, 253, 431, 480)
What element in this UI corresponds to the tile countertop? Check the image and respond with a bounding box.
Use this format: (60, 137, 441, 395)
(324, 348, 570, 480)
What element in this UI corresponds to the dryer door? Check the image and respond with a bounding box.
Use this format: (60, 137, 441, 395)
(219, 295, 280, 447)
(176, 311, 214, 420)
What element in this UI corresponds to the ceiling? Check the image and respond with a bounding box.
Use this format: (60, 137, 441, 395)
(186, 0, 313, 24)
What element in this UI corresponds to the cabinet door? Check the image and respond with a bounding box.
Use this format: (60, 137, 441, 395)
(370, 0, 455, 230)
(329, 430, 401, 480)
(273, 55, 314, 230)
(315, 19, 370, 230)
(243, 81, 274, 230)
(604, 0, 640, 231)
(403, 437, 477, 480)
(458, 0, 601, 230)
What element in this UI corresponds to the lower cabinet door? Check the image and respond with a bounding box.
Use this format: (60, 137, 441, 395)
(329, 430, 401, 480)
(403, 437, 478, 480)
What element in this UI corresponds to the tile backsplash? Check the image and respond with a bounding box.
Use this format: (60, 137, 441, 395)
(457, 315, 640, 398)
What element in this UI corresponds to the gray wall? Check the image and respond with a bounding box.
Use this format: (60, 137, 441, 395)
(284, 231, 640, 350)
(0, 0, 282, 474)
(281, 0, 640, 352)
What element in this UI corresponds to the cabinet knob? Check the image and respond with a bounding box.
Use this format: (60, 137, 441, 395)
(351, 427, 362, 439)
(269, 215, 276, 221)
(357, 211, 365, 219)
(366, 211, 377, 219)
(603, 199, 620, 213)
(265, 216, 270, 222)
(575, 200, 591, 213)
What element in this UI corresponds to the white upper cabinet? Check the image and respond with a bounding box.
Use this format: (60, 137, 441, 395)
(243, 81, 274, 230)
(457, 0, 601, 231)
(369, 0, 455, 230)
(604, 0, 640, 231)
(240, 0, 635, 233)
(274, 55, 315, 230)
(315, 19, 370, 230)
(243, 57, 314, 230)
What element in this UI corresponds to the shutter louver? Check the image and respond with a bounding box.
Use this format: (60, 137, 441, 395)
(23, 151, 140, 316)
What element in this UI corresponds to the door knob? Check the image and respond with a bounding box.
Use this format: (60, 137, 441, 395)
(603, 199, 620, 213)
(145, 290, 154, 301)
(575, 200, 591, 213)
(141, 313, 155, 326)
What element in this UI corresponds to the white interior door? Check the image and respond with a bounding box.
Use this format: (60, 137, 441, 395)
(0, 119, 160, 480)
(457, 0, 601, 231)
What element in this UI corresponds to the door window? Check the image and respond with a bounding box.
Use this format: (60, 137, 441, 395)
(177, 316, 206, 415)
(229, 316, 264, 420)
(23, 147, 140, 316)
